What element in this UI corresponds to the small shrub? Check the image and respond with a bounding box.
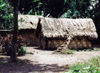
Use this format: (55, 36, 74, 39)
(66, 50, 74, 54)
(52, 50, 74, 55)
(18, 45, 27, 56)
(60, 50, 74, 54)
(1, 34, 27, 56)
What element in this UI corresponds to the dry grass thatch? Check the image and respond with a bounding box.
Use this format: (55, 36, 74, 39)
(40, 18, 98, 39)
(18, 15, 43, 30)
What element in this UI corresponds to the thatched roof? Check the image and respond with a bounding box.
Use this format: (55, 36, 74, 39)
(40, 18, 98, 39)
(18, 15, 43, 30)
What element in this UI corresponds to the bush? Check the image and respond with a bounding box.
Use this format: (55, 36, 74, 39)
(60, 50, 74, 54)
(66, 57, 100, 73)
(1, 34, 27, 56)
(18, 45, 27, 56)
(69, 64, 100, 73)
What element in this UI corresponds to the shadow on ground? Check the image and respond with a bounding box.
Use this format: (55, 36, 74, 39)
(0, 56, 69, 73)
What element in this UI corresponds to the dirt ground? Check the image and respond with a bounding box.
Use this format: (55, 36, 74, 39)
(0, 47, 100, 73)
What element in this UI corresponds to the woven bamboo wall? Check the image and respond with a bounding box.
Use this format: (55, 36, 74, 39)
(43, 37, 92, 50)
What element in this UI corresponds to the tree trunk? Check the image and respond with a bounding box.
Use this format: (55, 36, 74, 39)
(10, 3, 18, 62)
(99, 0, 100, 16)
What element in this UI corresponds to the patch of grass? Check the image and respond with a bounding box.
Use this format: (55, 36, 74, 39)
(52, 50, 74, 55)
(66, 50, 74, 54)
(65, 57, 100, 73)
(88, 56, 100, 67)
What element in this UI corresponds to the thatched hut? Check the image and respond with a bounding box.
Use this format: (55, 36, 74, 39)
(37, 18, 98, 50)
(18, 15, 43, 46)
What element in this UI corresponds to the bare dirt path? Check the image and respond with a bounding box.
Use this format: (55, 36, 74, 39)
(0, 47, 100, 73)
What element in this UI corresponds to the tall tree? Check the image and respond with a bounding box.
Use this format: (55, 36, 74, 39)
(7, 0, 19, 62)
(11, 0, 18, 62)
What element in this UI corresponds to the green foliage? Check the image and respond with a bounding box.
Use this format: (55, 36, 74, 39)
(69, 64, 100, 73)
(60, 0, 99, 19)
(8, 0, 19, 6)
(19, 0, 44, 16)
(66, 57, 100, 73)
(66, 50, 74, 54)
(32, 0, 44, 16)
(60, 10, 72, 18)
(88, 56, 100, 67)
(0, 0, 100, 29)
(60, 50, 74, 54)
(18, 18, 24, 22)
(0, 0, 13, 29)
(18, 45, 27, 56)
(18, 0, 100, 18)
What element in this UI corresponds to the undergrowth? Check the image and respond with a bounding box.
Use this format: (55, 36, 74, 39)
(52, 50, 74, 55)
(65, 56, 100, 73)
(18, 45, 27, 56)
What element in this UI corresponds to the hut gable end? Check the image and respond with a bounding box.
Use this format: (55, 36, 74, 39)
(18, 15, 43, 30)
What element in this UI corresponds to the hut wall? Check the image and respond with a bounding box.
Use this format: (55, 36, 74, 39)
(41, 37, 92, 50)
(19, 29, 40, 46)
(68, 37, 92, 50)
(0, 29, 40, 53)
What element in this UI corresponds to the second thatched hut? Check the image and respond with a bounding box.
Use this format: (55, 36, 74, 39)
(18, 15, 43, 46)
